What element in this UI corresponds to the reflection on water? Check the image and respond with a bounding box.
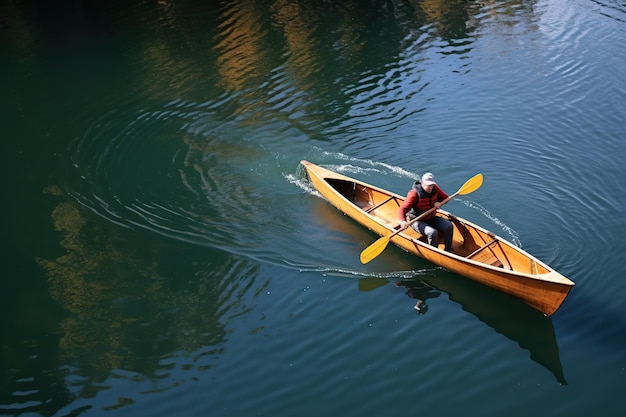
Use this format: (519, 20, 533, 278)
(361, 273, 567, 384)
(15, 188, 266, 415)
(393, 280, 442, 314)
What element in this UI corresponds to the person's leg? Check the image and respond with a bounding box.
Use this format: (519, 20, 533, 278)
(430, 217, 453, 250)
(414, 221, 439, 247)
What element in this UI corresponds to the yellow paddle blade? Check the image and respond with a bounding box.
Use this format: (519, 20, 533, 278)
(458, 173, 483, 195)
(360, 235, 392, 264)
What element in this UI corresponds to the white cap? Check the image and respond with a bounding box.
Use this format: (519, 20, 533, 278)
(421, 172, 436, 186)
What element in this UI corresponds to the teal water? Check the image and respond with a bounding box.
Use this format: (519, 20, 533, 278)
(2, 0, 625, 416)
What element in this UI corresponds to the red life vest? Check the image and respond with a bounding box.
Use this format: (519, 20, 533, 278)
(407, 182, 439, 220)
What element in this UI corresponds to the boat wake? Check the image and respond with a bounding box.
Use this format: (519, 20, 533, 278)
(324, 155, 419, 179)
(284, 170, 319, 197)
(294, 265, 441, 280)
(460, 200, 522, 247)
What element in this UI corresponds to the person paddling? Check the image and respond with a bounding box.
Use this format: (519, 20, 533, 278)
(398, 172, 454, 252)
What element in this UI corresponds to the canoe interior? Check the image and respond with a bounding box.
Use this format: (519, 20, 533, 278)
(326, 178, 551, 276)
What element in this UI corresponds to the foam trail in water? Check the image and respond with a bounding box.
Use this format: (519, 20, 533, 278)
(461, 201, 522, 247)
(293, 264, 440, 280)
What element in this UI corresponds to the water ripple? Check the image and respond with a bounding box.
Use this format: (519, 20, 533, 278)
(590, 0, 626, 23)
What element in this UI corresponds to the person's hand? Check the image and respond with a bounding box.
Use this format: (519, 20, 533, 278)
(400, 221, 408, 229)
(434, 202, 442, 209)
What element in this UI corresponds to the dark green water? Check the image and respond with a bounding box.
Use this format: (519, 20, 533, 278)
(2, 0, 625, 416)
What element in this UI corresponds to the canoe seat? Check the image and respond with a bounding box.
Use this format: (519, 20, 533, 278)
(466, 238, 504, 268)
(469, 249, 504, 268)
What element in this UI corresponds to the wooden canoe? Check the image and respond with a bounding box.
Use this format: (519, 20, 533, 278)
(301, 160, 574, 316)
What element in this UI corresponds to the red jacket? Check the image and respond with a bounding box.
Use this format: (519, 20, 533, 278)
(398, 183, 449, 221)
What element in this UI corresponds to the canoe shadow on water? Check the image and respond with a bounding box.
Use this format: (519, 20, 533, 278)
(359, 272, 568, 385)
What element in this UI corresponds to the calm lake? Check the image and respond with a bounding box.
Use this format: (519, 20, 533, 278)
(2, 0, 625, 416)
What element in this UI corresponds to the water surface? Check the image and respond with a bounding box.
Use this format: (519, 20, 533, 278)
(1, 0, 625, 416)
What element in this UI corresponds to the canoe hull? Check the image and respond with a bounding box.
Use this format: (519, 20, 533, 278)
(301, 160, 574, 316)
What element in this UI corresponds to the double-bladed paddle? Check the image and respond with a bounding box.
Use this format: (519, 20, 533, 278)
(359, 173, 483, 264)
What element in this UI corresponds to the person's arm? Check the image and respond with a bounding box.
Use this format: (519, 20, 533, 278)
(398, 190, 418, 226)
